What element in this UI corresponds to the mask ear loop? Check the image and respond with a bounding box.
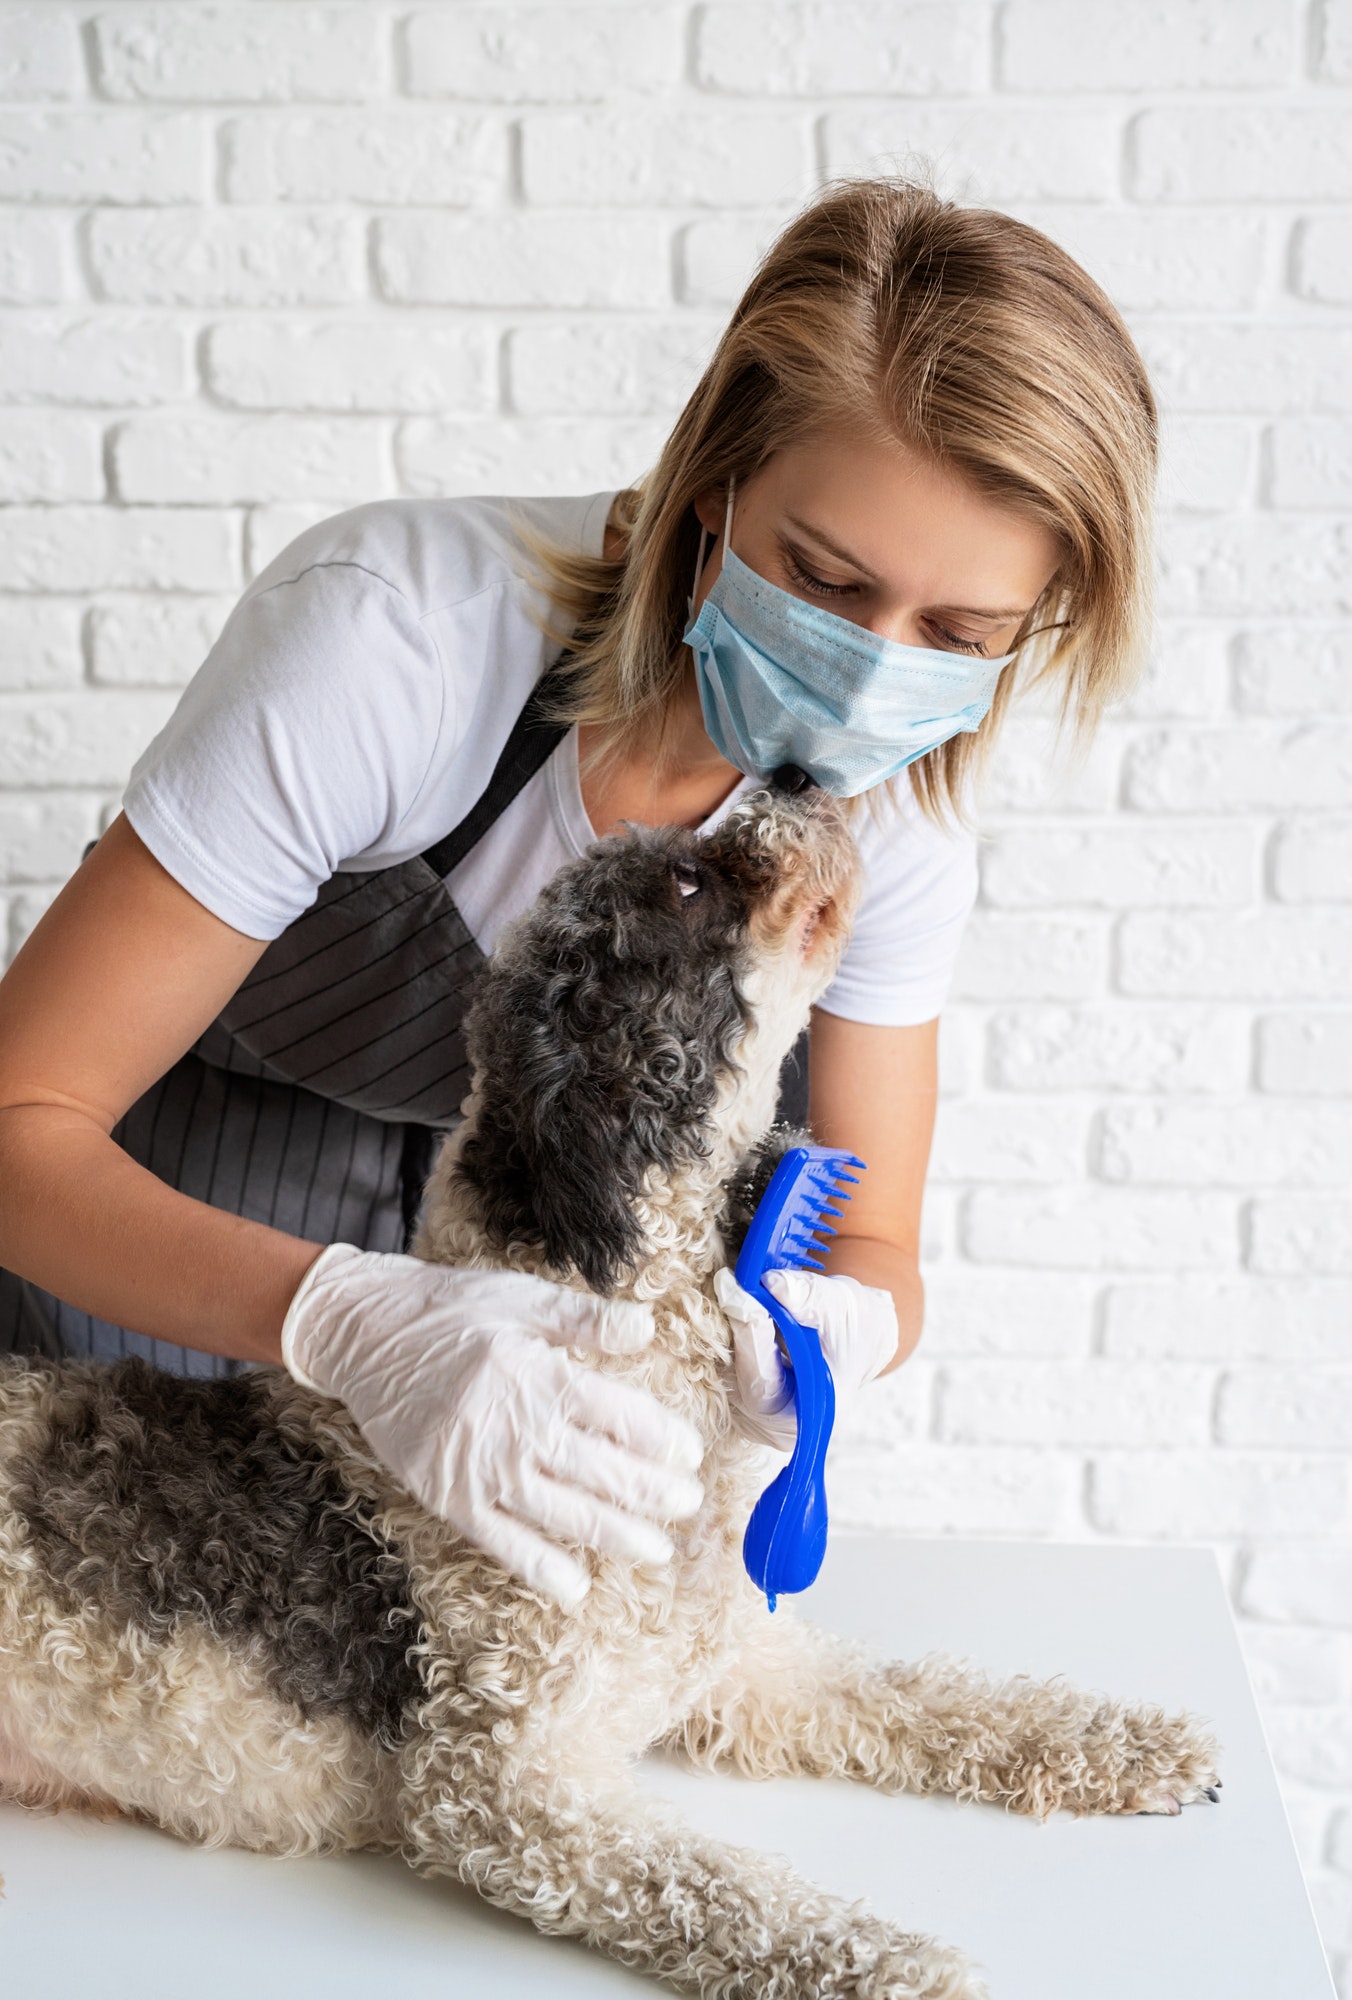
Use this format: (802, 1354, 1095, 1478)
(687, 477, 736, 618)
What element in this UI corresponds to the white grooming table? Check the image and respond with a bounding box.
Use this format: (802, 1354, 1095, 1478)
(0, 1539, 1333, 1999)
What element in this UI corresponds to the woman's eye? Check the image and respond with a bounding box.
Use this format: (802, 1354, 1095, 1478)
(930, 624, 989, 657)
(673, 861, 701, 899)
(784, 552, 856, 599)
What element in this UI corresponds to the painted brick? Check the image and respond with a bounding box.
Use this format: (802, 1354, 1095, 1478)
(1158, 518, 1352, 620)
(113, 416, 385, 506)
(678, 214, 792, 307)
(507, 320, 722, 418)
(1265, 1708, 1352, 1789)
(0, 313, 189, 406)
(833, 1359, 933, 1452)
(927, 1098, 1087, 1183)
(7, 885, 56, 955)
(375, 213, 670, 310)
(0, 689, 177, 787)
(699, 3, 987, 96)
(938, 1360, 1212, 1447)
(1137, 324, 1352, 415)
(205, 320, 492, 416)
(1000, 0, 1295, 90)
(822, 105, 1117, 202)
(0, 208, 68, 302)
(1219, 1368, 1352, 1451)
(92, 6, 384, 103)
(1158, 416, 1257, 515)
(244, 504, 338, 581)
(1258, 1014, 1352, 1094)
(1272, 819, 1352, 903)
(0, 411, 102, 502)
(982, 822, 1257, 910)
(1012, 205, 1268, 316)
(0, 111, 206, 203)
(0, 793, 98, 882)
(403, 6, 681, 101)
(918, 1185, 954, 1266)
(963, 1187, 1237, 1270)
(1125, 723, 1352, 811)
(0, 506, 238, 593)
(88, 596, 233, 688)
(1241, 1627, 1347, 1708)
(1099, 1101, 1352, 1189)
(949, 914, 1107, 1001)
(1322, 0, 1352, 82)
(88, 210, 365, 308)
(1249, 1196, 1352, 1277)
(1119, 908, 1352, 1001)
(0, 597, 82, 690)
(1294, 215, 1352, 306)
(0, 8, 81, 98)
(988, 1005, 1249, 1094)
(1089, 1452, 1348, 1539)
(1119, 624, 1233, 723)
(1102, 1278, 1352, 1363)
(831, 1445, 1078, 1537)
(223, 112, 504, 206)
(919, 1270, 1095, 1358)
(1242, 1544, 1352, 1627)
(977, 716, 1122, 813)
(1132, 107, 1352, 202)
(1272, 418, 1352, 510)
(520, 108, 811, 209)
(396, 417, 669, 500)
(1333, 1811, 1352, 1873)
(936, 1009, 975, 1096)
(1235, 627, 1352, 717)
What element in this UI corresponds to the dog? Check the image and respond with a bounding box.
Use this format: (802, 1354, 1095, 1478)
(0, 785, 1219, 1998)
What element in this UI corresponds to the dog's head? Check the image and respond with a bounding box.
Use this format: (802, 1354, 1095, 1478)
(450, 785, 860, 1294)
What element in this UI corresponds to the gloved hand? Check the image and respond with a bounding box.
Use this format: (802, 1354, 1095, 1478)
(281, 1243, 705, 1609)
(714, 1265, 898, 1451)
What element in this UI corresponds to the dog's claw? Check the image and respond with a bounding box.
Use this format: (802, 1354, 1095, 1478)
(1204, 1786, 1220, 1803)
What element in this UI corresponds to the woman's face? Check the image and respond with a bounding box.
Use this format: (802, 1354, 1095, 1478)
(692, 431, 1063, 661)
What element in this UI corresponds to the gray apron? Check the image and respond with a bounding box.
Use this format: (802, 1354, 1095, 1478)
(0, 663, 809, 1378)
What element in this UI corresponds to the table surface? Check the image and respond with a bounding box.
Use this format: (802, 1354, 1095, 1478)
(0, 1536, 1333, 2000)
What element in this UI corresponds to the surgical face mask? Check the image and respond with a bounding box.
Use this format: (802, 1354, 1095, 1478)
(680, 483, 1014, 798)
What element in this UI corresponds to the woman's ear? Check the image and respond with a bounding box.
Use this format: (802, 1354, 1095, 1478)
(692, 488, 727, 537)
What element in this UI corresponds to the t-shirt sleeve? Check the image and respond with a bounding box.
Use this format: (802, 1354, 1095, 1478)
(815, 794, 978, 1027)
(122, 562, 446, 939)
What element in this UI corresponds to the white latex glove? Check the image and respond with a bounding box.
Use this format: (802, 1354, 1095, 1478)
(714, 1265, 898, 1451)
(282, 1243, 705, 1609)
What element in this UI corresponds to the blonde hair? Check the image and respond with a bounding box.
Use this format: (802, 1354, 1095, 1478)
(528, 175, 1158, 824)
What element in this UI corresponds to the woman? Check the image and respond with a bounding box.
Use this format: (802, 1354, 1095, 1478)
(0, 180, 1155, 1610)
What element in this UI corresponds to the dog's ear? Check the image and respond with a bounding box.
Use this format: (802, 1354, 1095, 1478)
(454, 897, 747, 1294)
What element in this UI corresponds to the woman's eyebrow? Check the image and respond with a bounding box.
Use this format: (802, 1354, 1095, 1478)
(783, 514, 1031, 620)
(782, 513, 879, 579)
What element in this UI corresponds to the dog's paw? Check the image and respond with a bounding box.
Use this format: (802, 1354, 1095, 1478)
(859, 1930, 987, 2000)
(1080, 1703, 1222, 1818)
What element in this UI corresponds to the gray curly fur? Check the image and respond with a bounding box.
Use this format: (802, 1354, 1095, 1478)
(457, 821, 759, 1293)
(8, 1356, 424, 1748)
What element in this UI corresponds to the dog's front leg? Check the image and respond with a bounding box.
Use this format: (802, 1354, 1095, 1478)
(400, 1760, 981, 1998)
(675, 1614, 1220, 1819)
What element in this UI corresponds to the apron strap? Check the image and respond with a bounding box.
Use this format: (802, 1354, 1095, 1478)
(419, 652, 574, 879)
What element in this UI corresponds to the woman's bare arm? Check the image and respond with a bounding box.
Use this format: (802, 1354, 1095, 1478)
(808, 1011, 938, 1372)
(0, 814, 324, 1363)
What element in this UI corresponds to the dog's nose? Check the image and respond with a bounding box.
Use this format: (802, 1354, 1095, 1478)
(769, 763, 818, 796)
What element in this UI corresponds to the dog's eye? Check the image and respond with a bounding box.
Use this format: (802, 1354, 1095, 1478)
(672, 860, 702, 900)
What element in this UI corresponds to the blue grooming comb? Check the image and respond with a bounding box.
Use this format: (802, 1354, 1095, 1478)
(736, 1145, 865, 1612)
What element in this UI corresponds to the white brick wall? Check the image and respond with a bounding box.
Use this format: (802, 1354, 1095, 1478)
(0, 1, 1348, 1977)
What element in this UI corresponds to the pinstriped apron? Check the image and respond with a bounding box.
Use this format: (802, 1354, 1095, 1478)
(0, 664, 810, 1380)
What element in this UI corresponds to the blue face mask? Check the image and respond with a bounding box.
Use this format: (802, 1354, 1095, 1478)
(681, 484, 1014, 798)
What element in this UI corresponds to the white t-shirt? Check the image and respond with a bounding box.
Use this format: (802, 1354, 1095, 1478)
(123, 494, 978, 1028)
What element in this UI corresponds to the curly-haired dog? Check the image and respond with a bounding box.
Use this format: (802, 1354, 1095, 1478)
(0, 787, 1219, 1999)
